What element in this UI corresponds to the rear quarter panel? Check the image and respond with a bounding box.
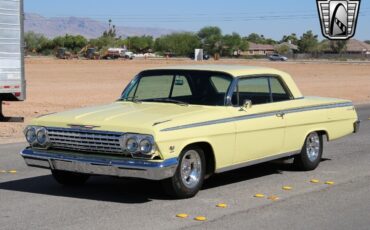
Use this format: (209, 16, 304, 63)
(283, 97, 357, 153)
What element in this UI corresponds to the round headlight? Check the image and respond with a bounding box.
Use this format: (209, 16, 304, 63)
(126, 137, 138, 153)
(36, 128, 48, 145)
(25, 127, 37, 143)
(139, 139, 153, 154)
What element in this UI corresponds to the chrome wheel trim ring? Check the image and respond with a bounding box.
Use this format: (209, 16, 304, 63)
(180, 150, 202, 189)
(306, 133, 320, 162)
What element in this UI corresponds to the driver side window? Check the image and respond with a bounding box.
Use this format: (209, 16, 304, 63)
(234, 77, 270, 106)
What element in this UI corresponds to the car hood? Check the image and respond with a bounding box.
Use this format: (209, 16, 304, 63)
(32, 102, 229, 135)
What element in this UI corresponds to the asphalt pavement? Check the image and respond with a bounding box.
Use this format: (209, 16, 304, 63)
(0, 105, 369, 230)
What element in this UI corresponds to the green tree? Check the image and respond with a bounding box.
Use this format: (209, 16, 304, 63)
(276, 44, 290, 54)
(222, 32, 249, 56)
(330, 40, 347, 53)
(103, 19, 117, 38)
(245, 33, 276, 45)
(316, 40, 330, 53)
(126, 36, 154, 53)
(197, 26, 223, 55)
(154, 32, 200, 56)
(89, 36, 117, 50)
(52, 34, 88, 52)
(298, 30, 319, 53)
(245, 33, 264, 44)
(24, 31, 50, 53)
(281, 33, 299, 45)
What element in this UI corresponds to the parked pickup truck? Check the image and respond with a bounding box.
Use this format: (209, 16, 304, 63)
(20, 65, 359, 198)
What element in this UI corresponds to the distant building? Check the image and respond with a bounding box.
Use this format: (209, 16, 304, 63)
(345, 39, 370, 54)
(322, 39, 370, 54)
(243, 42, 275, 56)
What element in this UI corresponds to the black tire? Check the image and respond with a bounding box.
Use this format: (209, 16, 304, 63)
(162, 147, 206, 199)
(52, 170, 90, 186)
(294, 132, 323, 171)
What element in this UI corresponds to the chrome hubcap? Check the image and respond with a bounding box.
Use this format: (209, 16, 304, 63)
(306, 133, 320, 162)
(180, 150, 202, 189)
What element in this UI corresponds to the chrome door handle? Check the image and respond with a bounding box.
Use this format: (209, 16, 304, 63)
(276, 112, 285, 118)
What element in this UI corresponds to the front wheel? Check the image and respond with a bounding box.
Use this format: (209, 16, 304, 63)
(52, 170, 90, 186)
(162, 147, 205, 199)
(293, 132, 323, 171)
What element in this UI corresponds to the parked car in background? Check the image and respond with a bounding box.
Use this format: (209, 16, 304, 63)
(269, 54, 288, 61)
(21, 65, 359, 198)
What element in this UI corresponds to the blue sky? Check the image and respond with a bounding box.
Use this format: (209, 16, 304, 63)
(25, 0, 370, 40)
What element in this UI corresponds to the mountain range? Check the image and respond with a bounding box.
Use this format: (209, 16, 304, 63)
(25, 13, 177, 38)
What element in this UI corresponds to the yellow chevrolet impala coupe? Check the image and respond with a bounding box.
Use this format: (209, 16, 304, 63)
(21, 65, 360, 198)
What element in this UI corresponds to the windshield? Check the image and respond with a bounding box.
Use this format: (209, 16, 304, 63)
(121, 70, 233, 106)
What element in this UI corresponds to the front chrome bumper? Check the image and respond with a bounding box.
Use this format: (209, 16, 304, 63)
(20, 148, 178, 180)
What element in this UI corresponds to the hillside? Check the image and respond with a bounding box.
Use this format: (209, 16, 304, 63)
(25, 13, 177, 38)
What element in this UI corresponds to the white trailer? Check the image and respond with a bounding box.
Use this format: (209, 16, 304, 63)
(0, 0, 25, 122)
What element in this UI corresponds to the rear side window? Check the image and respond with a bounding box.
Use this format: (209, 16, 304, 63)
(232, 76, 291, 106)
(238, 77, 269, 94)
(270, 77, 291, 102)
(236, 77, 270, 105)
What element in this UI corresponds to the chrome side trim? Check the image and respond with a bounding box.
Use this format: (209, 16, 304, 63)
(161, 102, 354, 132)
(20, 148, 178, 180)
(215, 150, 300, 173)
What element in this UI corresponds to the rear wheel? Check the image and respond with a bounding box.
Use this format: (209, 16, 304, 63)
(52, 170, 90, 186)
(294, 132, 323, 171)
(162, 147, 205, 199)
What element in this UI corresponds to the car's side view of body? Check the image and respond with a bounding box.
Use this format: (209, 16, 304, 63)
(269, 54, 288, 61)
(21, 65, 359, 198)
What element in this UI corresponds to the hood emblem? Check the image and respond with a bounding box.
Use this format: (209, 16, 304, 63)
(67, 124, 100, 130)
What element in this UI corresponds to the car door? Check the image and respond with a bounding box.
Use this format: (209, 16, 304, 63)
(228, 76, 289, 164)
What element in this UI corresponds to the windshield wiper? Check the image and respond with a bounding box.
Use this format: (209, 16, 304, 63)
(145, 98, 189, 106)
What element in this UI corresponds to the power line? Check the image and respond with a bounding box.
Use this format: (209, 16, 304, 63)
(25, 13, 369, 23)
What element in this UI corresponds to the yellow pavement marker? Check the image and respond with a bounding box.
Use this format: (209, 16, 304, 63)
(310, 179, 320, 184)
(325, 181, 335, 185)
(7, 170, 17, 174)
(267, 195, 280, 201)
(194, 216, 207, 221)
(282, 186, 293, 191)
(254, 193, 265, 198)
(176, 213, 189, 219)
(216, 203, 228, 208)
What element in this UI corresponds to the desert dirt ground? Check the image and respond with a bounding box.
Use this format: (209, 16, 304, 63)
(1, 58, 370, 142)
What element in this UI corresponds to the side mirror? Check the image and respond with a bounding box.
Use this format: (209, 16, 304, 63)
(240, 99, 252, 111)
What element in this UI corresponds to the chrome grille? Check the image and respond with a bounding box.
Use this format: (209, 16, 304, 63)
(47, 127, 124, 154)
